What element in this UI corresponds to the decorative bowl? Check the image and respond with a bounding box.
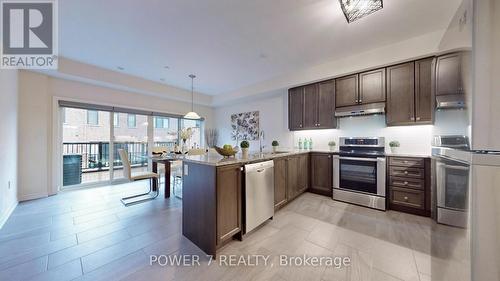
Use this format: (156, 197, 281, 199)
(214, 146, 239, 158)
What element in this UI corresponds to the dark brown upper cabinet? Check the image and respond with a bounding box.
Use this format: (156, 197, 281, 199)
(303, 84, 319, 129)
(359, 68, 386, 104)
(335, 74, 358, 107)
(387, 58, 435, 126)
(415, 58, 435, 124)
(288, 87, 304, 130)
(317, 80, 336, 129)
(288, 80, 336, 131)
(386, 62, 415, 126)
(435, 53, 463, 96)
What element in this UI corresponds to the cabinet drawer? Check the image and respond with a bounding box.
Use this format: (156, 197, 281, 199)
(389, 166, 424, 179)
(389, 157, 424, 168)
(390, 187, 424, 209)
(389, 177, 424, 190)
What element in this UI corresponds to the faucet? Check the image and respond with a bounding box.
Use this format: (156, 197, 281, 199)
(259, 130, 265, 154)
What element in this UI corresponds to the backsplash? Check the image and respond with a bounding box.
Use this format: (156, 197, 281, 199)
(293, 115, 434, 155)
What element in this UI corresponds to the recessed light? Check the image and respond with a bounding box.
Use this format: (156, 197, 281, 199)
(117, 66, 125, 71)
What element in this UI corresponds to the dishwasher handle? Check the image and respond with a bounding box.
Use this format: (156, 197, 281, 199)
(244, 160, 274, 173)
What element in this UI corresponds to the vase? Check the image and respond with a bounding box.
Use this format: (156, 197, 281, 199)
(241, 148, 249, 158)
(390, 146, 399, 154)
(182, 140, 188, 153)
(329, 146, 336, 151)
(272, 146, 278, 153)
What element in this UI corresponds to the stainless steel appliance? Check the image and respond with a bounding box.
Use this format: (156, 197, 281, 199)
(244, 160, 274, 233)
(334, 102, 385, 118)
(432, 135, 471, 228)
(333, 137, 386, 210)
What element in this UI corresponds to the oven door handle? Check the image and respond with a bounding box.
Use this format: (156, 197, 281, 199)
(439, 164, 469, 171)
(337, 156, 379, 162)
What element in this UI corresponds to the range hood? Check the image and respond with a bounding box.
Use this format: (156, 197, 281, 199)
(335, 102, 385, 118)
(436, 94, 466, 109)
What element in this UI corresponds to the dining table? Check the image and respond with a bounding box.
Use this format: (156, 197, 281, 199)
(150, 154, 184, 198)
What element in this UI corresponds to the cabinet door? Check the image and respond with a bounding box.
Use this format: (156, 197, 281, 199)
(286, 156, 300, 200)
(216, 164, 242, 244)
(386, 62, 415, 126)
(298, 154, 309, 194)
(310, 153, 333, 196)
(274, 157, 287, 209)
(303, 84, 319, 129)
(335, 74, 359, 107)
(317, 80, 336, 129)
(435, 53, 462, 96)
(415, 58, 435, 124)
(359, 68, 386, 104)
(288, 87, 304, 130)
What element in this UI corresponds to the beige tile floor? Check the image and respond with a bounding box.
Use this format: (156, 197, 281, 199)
(0, 181, 469, 281)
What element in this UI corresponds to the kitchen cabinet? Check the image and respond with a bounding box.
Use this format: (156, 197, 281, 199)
(317, 80, 336, 129)
(216, 164, 242, 245)
(335, 74, 359, 107)
(386, 62, 416, 126)
(289, 80, 336, 131)
(388, 156, 430, 216)
(415, 58, 435, 123)
(303, 84, 319, 128)
(298, 153, 310, 194)
(435, 53, 463, 96)
(273, 157, 288, 210)
(387, 59, 435, 126)
(359, 68, 386, 104)
(310, 153, 333, 196)
(288, 87, 304, 130)
(284, 154, 309, 201)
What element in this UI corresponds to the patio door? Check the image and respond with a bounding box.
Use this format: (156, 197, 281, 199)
(111, 111, 152, 182)
(62, 107, 112, 187)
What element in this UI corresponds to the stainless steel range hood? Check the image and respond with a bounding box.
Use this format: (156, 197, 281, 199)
(436, 94, 466, 109)
(335, 102, 385, 118)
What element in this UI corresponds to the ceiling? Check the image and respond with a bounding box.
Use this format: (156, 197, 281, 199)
(59, 0, 462, 96)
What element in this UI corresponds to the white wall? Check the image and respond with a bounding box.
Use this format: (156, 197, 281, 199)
(17, 70, 214, 201)
(0, 70, 19, 228)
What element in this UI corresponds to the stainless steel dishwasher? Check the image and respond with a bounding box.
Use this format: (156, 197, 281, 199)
(244, 160, 274, 233)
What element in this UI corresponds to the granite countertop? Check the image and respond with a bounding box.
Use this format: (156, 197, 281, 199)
(182, 149, 328, 167)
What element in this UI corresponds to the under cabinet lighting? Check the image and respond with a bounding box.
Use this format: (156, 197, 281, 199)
(339, 0, 383, 23)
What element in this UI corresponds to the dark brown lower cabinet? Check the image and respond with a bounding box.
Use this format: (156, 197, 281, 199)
(309, 153, 333, 196)
(216, 164, 242, 246)
(388, 156, 431, 217)
(274, 157, 288, 210)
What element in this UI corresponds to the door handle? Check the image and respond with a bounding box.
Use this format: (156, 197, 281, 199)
(256, 168, 265, 173)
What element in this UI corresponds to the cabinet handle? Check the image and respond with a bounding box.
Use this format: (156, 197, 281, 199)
(404, 196, 409, 201)
(328, 155, 331, 158)
(404, 171, 409, 175)
(404, 181, 409, 185)
(416, 117, 421, 121)
(403, 160, 409, 163)
(300, 124, 302, 128)
(359, 99, 362, 103)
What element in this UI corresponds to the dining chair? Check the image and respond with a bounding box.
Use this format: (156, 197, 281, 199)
(118, 149, 159, 206)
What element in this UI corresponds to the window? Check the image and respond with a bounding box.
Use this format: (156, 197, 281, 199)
(113, 113, 119, 127)
(127, 114, 136, 128)
(154, 117, 169, 129)
(62, 108, 66, 124)
(87, 110, 99, 125)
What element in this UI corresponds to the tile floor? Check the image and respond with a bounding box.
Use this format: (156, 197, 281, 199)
(0, 181, 469, 281)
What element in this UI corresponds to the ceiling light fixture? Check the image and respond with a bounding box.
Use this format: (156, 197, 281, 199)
(339, 0, 383, 23)
(184, 74, 201, 120)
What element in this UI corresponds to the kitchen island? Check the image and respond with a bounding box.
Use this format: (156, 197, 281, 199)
(181, 150, 311, 256)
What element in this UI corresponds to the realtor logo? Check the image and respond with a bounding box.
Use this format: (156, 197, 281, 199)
(1, 0, 58, 69)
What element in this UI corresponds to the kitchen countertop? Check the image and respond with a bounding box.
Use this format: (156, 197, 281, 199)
(182, 150, 430, 166)
(183, 149, 323, 166)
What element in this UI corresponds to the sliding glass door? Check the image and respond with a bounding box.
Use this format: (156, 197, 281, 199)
(62, 107, 111, 186)
(59, 101, 204, 189)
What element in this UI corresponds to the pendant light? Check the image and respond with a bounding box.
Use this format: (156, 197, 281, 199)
(184, 74, 201, 120)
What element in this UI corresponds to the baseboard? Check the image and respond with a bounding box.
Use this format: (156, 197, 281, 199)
(0, 201, 18, 229)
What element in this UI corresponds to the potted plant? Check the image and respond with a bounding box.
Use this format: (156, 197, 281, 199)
(389, 140, 400, 153)
(240, 140, 249, 158)
(328, 141, 336, 151)
(272, 140, 279, 153)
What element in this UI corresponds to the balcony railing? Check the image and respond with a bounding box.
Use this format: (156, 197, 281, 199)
(63, 141, 174, 172)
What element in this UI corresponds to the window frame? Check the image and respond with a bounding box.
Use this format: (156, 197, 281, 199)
(87, 110, 99, 126)
(127, 114, 137, 128)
